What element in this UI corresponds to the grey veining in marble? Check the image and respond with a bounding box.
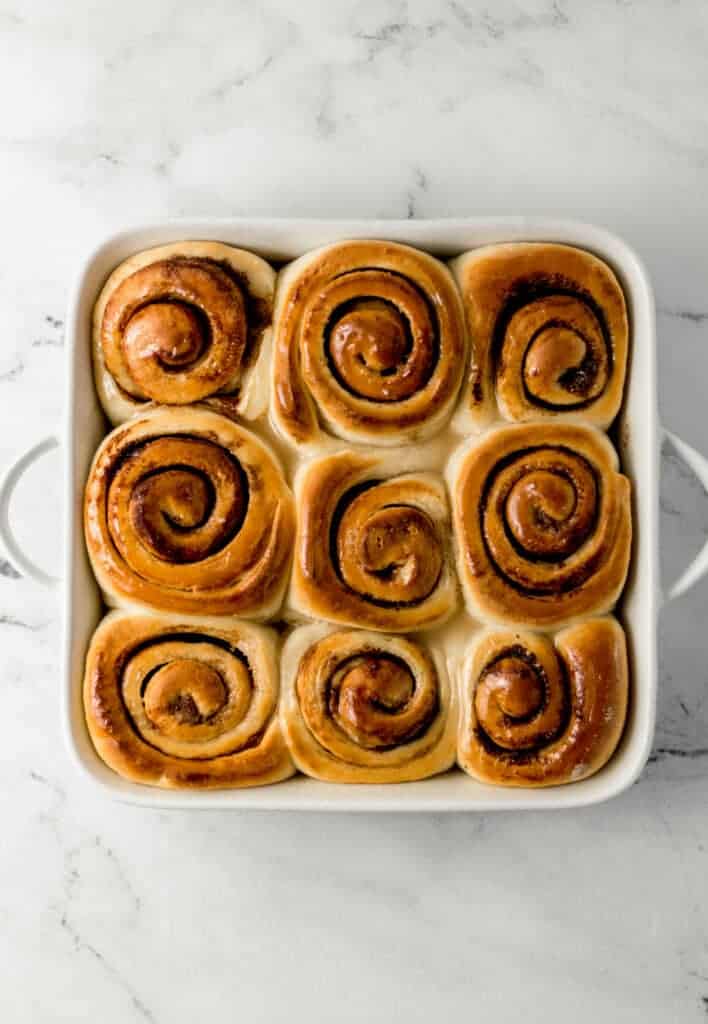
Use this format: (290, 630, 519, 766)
(1, 2, 707, 1021)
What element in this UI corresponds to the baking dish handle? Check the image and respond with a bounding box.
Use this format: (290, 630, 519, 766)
(0, 435, 60, 587)
(663, 429, 708, 603)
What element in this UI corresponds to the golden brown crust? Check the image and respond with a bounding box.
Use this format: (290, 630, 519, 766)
(93, 242, 275, 425)
(271, 240, 467, 450)
(84, 610, 295, 789)
(448, 423, 632, 628)
(84, 407, 295, 618)
(457, 617, 628, 786)
(280, 623, 457, 782)
(450, 243, 628, 431)
(289, 449, 458, 632)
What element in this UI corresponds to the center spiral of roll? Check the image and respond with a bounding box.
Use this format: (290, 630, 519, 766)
(501, 293, 610, 410)
(482, 447, 599, 593)
(107, 436, 248, 569)
(474, 645, 566, 754)
(125, 302, 206, 369)
(296, 632, 441, 761)
(143, 660, 227, 729)
(121, 637, 259, 759)
(335, 483, 443, 606)
(329, 654, 432, 748)
(306, 269, 438, 405)
(327, 297, 431, 401)
(101, 257, 247, 404)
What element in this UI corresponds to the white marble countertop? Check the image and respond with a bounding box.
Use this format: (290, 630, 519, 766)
(1, 1, 707, 1021)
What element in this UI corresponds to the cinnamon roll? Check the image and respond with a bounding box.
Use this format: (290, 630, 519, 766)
(280, 623, 456, 783)
(450, 243, 628, 431)
(271, 240, 467, 449)
(84, 610, 294, 789)
(289, 450, 458, 632)
(93, 242, 275, 424)
(84, 407, 295, 618)
(457, 617, 628, 786)
(448, 424, 631, 628)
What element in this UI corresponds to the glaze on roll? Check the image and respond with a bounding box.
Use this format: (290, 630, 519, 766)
(93, 242, 276, 424)
(84, 611, 294, 789)
(448, 423, 631, 628)
(289, 449, 458, 632)
(457, 617, 628, 786)
(84, 407, 295, 618)
(280, 623, 457, 783)
(450, 243, 628, 431)
(271, 239, 467, 449)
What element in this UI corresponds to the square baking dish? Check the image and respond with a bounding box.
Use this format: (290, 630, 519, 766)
(28, 219, 666, 809)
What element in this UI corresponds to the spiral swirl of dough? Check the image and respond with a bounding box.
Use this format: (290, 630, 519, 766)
(84, 611, 294, 789)
(93, 242, 275, 424)
(457, 617, 628, 786)
(289, 450, 458, 632)
(450, 243, 628, 430)
(272, 240, 467, 448)
(84, 407, 295, 618)
(280, 624, 456, 783)
(449, 423, 631, 628)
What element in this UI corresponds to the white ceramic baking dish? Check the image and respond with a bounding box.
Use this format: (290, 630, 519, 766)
(3, 217, 708, 812)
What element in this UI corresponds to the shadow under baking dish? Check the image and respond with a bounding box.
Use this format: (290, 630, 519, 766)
(63, 217, 658, 811)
